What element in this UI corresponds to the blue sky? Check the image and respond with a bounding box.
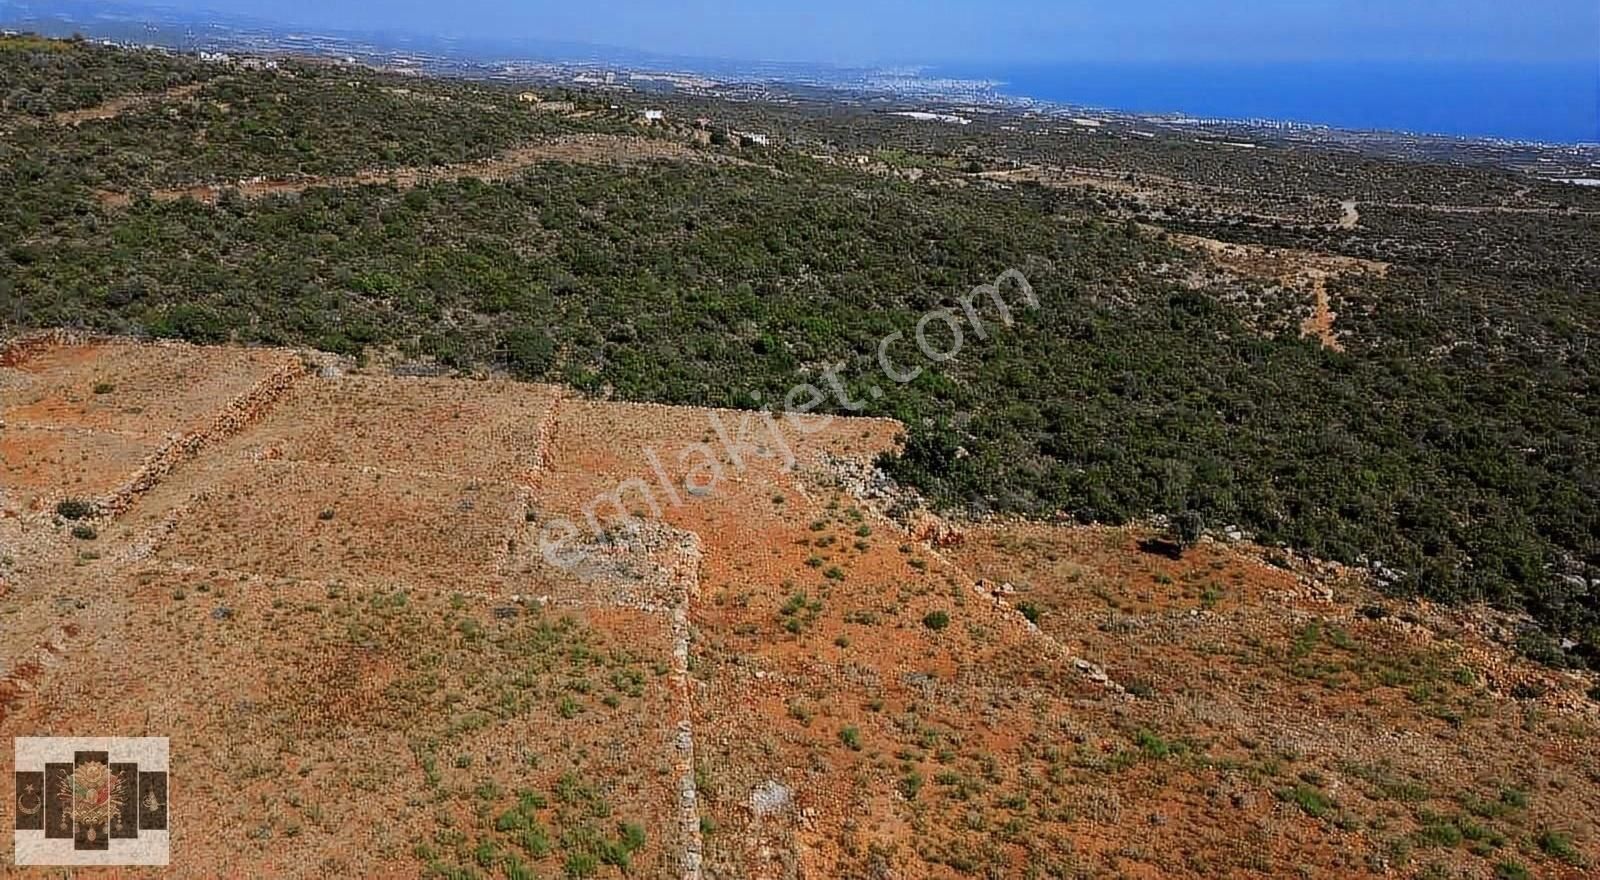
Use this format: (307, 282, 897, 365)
(159, 0, 1600, 66)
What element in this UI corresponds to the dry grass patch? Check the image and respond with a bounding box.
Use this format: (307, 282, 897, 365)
(1, 341, 298, 436)
(233, 374, 562, 482)
(154, 462, 521, 591)
(1, 569, 681, 878)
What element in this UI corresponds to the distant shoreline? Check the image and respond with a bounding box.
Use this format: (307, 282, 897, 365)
(929, 59, 1599, 145)
(4, 6, 1596, 145)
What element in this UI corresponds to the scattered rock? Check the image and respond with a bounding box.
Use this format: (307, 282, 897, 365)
(909, 512, 965, 548)
(1369, 560, 1405, 589)
(749, 779, 792, 817)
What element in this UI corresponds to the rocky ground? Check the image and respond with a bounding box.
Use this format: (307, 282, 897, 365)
(2, 335, 1596, 879)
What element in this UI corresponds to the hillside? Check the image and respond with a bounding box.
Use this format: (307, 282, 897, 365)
(2, 334, 1597, 879)
(3, 39, 1596, 659)
(4, 38, 1599, 652)
(1, 35, 1599, 876)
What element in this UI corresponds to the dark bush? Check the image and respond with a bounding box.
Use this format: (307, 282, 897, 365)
(501, 327, 555, 379)
(55, 498, 96, 520)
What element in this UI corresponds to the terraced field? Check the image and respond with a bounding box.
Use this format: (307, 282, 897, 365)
(2, 335, 1596, 879)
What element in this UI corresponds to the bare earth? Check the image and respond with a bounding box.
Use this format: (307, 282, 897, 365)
(1, 336, 1596, 879)
(1165, 230, 1390, 351)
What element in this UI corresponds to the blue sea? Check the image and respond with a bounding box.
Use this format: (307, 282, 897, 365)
(932, 61, 1599, 143)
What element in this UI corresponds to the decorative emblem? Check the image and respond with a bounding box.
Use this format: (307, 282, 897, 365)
(13, 737, 169, 866)
(16, 782, 42, 817)
(57, 761, 125, 842)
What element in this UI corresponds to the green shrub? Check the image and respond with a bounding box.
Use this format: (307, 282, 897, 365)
(503, 855, 534, 880)
(1516, 629, 1570, 668)
(1171, 510, 1205, 549)
(563, 851, 598, 878)
(495, 810, 529, 833)
(517, 824, 551, 858)
(1415, 816, 1463, 848)
(55, 498, 96, 520)
(1135, 729, 1172, 759)
(502, 327, 555, 378)
(922, 611, 950, 631)
(618, 822, 646, 852)
(151, 303, 229, 343)
(1537, 829, 1584, 865)
(1278, 784, 1332, 818)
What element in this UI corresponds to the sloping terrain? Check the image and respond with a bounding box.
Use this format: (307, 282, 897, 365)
(6, 36, 1597, 660)
(953, 525, 1600, 879)
(1161, 230, 1391, 350)
(3, 337, 1596, 879)
(3, 36, 1600, 878)
(94, 134, 755, 208)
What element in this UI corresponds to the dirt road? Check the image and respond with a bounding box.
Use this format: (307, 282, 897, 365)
(51, 82, 207, 126)
(96, 135, 757, 208)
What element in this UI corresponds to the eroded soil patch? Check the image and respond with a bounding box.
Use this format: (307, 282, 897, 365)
(1166, 230, 1390, 350)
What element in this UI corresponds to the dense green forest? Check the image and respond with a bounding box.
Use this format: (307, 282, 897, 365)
(2, 37, 1596, 660)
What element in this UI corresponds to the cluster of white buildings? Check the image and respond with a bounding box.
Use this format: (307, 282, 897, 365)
(197, 51, 278, 70)
(890, 110, 972, 126)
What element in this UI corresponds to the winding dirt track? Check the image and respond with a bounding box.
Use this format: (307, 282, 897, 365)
(1166, 230, 1389, 351)
(1300, 270, 1342, 350)
(51, 82, 208, 126)
(96, 135, 755, 208)
(1373, 201, 1600, 217)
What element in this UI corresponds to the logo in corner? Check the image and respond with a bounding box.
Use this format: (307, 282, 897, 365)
(13, 737, 168, 866)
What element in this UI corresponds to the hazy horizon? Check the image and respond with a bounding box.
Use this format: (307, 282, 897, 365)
(37, 0, 1600, 68)
(8, 0, 1598, 141)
